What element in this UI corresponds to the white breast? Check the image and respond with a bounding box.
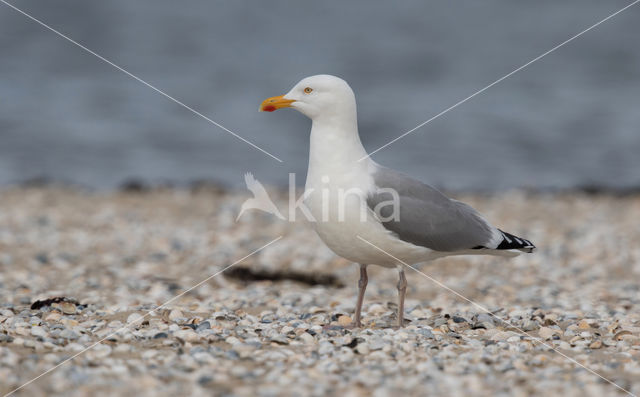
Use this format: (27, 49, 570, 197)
(304, 126, 435, 267)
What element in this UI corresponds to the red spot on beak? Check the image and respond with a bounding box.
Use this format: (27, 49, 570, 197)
(263, 105, 276, 112)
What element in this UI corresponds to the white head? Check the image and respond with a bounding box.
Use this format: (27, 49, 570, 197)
(260, 75, 356, 122)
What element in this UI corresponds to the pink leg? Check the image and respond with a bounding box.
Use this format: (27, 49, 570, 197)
(354, 264, 368, 327)
(397, 268, 407, 328)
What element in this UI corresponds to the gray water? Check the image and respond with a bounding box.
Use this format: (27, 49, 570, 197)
(1, 0, 639, 190)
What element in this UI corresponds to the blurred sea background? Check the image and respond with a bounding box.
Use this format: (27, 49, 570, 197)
(0, 0, 638, 191)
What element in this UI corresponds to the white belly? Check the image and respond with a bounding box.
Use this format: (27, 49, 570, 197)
(304, 174, 436, 267)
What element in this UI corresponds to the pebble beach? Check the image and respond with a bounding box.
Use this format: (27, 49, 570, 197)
(0, 186, 639, 396)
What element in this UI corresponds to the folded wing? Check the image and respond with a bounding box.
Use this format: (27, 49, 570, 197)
(367, 166, 500, 252)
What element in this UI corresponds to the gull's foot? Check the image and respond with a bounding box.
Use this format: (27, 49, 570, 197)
(393, 317, 410, 330)
(344, 321, 362, 330)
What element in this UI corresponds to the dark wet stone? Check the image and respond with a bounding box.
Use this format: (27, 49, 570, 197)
(154, 332, 168, 339)
(196, 321, 211, 332)
(35, 253, 49, 264)
(198, 375, 213, 385)
(344, 338, 359, 349)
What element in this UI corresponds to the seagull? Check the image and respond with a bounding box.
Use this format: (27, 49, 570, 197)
(260, 75, 535, 328)
(237, 172, 285, 221)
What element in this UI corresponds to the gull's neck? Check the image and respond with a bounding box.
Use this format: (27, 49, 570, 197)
(308, 112, 369, 175)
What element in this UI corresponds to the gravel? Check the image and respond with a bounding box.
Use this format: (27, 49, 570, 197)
(0, 186, 639, 396)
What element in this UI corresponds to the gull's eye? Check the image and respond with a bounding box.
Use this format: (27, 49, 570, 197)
(303, 87, 313, 94)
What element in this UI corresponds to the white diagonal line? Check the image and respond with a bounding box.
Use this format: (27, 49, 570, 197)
(0, 0, 283, 163)
(359, 0, 640, 161)
(356, 235, 636, 397)
(3, 236, 283, 397)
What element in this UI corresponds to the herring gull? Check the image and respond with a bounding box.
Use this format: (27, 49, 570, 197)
(260, 75, 535, 328)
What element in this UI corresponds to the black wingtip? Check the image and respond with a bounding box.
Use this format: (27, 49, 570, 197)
(496, 229, 536, 252)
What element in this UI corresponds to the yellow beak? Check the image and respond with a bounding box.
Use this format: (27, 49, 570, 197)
(260, 95, 295, 112)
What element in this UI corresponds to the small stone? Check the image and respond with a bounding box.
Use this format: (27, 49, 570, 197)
(452, 316, 467, 323)
(615, 330, 633, 341)
(368, 304, 386, 315)
(356, 343, 370, 355)
(433, 317, 447, 327)
(196, 321, 211, 332)
(168, 309, 183, 322)
(318, 342, 334, 355)
(538, 327, 556, 340)
(491, 331, 511, 341)
(88, 344, 112, 359)
(127, 313, 144, 325)
(476, 313, 494, 324)
(269, 334, 289, 345)
(410, 309, 428, 318)
(0, 334, 13, 343)
(198, 376, 213, 386)
(35, 253, 49, 264)
(233, 343, 260, 358)
(174, 329, 199, 343)
(578, 320, 590, 330)
(44, 312, 62, 322)
(589, 340, 602, 349)
(558, 341, 572, 350)
(261, 314, 276, 323)
(368, 337, 385, 351)
(522, 320, 539, 331)
(31, 326, 47, 338)
(59, 329, 79, 340)
(336, 335, 354, 346)
(60, 319, 78, 328)
(60, 302, 76, 315)
(65, 342, 85, 352)
(1, 309, 14, 317)
(417, 328, 434, 339)
(338, 315, 352, 327)
(14, 327, 29, 336)
(299, 332, 315, 344)
(142, 350, 158, 360)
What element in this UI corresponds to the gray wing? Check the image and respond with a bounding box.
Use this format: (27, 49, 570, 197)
(367, 166, 497, 252)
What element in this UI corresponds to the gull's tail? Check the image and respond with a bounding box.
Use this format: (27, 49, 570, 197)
(495, 229, 536, 253)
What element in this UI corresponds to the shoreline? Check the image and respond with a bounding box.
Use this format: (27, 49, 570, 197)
(5, 177, 640, 197)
